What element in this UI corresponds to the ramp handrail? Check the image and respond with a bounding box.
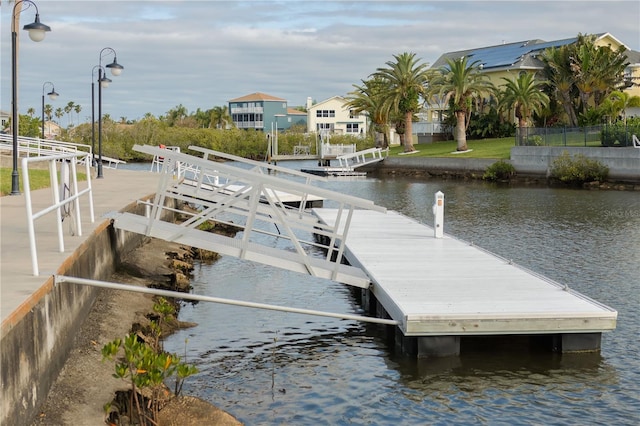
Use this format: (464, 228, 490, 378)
(115, 144, 386, 287)
(21, 152, 95, 276)
(337, 147, 388, 168)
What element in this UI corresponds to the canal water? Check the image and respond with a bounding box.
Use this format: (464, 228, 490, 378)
(159, 162, 640, 425)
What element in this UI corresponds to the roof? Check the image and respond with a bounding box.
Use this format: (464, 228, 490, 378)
(431, 37, 578, 71)
(307, 95, 347, 110)
(228, 92, 286, 102)
(287, 108, 306, 116)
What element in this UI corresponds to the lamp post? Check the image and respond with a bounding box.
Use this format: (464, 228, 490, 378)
(91, 65, 111, 167)
(11, 0, 51, 195)
(41, 81, 58, 139)
(95, 47, 123, 179)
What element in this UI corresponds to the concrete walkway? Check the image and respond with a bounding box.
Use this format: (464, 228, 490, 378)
(0, 166, 161, 329)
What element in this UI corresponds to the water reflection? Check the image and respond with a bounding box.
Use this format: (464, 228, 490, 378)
(163, 167, 640, 425)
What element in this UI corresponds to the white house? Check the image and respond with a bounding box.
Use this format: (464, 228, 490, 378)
(306, 96, 368, 137)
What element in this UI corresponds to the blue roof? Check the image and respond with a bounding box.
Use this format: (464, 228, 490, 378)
(433, 37, 578, 70)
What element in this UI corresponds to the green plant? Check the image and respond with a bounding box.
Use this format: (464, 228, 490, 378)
(527, 135, 543, 146)
(549, 151, 609, 185)
(102, 332, 197, 425)
(102, 297, 194, 425)
(483, 160, 516, 181)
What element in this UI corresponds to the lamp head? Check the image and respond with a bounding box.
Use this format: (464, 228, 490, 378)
(47, 89, 59, 100)
(106, 57, 124, 76)
(23, 13, 51, 42)
(100, 76, 112, 89)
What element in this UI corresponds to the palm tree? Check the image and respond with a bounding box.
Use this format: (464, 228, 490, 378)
(431, 56, 494, 151)
(373, 52, 431, 152)
(498, 73, 549, 143)
(64, 101, 75, 127)
(44, 104, 53, 121)
(603, 90, 640, 124)
(345, 76, 390, 148)
(27, 107, 35, 117)
(54, 107, 64, 124)
(74, 104, 82, 126)
(210, 106, 233, 129)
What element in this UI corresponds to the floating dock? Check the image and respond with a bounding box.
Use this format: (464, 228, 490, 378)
(312, 208, 617, 357)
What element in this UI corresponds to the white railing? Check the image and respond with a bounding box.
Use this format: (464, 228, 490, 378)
(0, 133, 125, 169)
(0, 133, 90, 157)
(113, 144, 386, 288)
(337, 147, 388, 168)
(633, 134, 639, 148)
(319, 142, 356, 159)
(21, 152, 95, 276)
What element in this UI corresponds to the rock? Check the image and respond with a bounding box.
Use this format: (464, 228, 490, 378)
(157, 396, 243, 426)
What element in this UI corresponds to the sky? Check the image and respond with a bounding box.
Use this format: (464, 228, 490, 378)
(2, 0, 639, 123)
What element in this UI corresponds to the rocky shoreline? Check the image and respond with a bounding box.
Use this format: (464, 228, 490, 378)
(30, 237, 242, 425)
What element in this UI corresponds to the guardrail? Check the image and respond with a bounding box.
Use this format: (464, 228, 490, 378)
(337, 147, 388, 168)
(21, 152, 95, 276)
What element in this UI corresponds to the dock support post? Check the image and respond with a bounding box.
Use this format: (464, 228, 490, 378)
(417, 336, 460, 358)
(553, 333, 602, 353)
(433, 191, 444, 238)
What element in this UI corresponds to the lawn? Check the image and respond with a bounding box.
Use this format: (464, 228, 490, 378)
(0, 168, 86, 196)
(388, 137, 515, 159)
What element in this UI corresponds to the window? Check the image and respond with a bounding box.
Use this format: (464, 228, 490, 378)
(346, 123, 359, 133)
(316, 110, 336, 118)
(349, 109, 359, 119)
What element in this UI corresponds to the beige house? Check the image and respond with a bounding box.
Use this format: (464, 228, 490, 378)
(306, 96, 368, 137)
(0, 110, 10, 131)
(422, 32, 640, 129)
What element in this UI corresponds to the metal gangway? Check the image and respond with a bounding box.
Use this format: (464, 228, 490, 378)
(111, 144, 387, 288)
(336, 147, 388, 169)
(0, 133, 126, 169)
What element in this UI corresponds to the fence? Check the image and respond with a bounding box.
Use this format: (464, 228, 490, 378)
(515, 126, 602, 147)
(21, 151, 94, 276)
(516, 124, 640, 147)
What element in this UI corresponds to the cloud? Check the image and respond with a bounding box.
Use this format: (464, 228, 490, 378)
(2, 0, 639, 122)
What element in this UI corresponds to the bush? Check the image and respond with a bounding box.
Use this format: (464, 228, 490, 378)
(549, 151, 609, 185)
(483, 160, 516, 181)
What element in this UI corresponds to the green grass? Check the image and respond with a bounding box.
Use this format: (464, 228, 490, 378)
(388, 137, 515, 159)
(0, 168, 86, 197)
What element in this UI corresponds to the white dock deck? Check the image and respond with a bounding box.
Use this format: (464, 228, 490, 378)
(312, 208, 618, 337)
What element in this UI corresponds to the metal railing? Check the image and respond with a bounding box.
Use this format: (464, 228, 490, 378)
(515, 126, 603, 147)
(21, 151, 95, 276)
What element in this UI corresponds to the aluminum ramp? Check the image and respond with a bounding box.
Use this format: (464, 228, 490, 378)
(111, 145, 387, 288)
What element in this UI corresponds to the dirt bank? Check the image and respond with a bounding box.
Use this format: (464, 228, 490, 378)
(30, 237, 241, 425)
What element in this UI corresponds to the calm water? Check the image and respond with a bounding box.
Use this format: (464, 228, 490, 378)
(157, 162, 640, 425)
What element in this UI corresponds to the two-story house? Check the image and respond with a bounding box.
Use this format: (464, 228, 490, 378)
(421, 32, 640, 134)
(228, 92, 307, 132)
(306, 96, 368, 137)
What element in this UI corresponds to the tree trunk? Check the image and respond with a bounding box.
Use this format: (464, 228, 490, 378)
(403, 111, 415, 152)
(455, 111, 467, 151)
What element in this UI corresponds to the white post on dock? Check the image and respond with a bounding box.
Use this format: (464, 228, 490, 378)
(433, 191, 444, 238)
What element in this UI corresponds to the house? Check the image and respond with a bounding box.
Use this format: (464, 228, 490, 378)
(0, 110, 10, 131)
(306, 96, 368, 137)
(421, 32, 640, 134)
(228, 92, 306, 132)
(43, 121, 61, 139)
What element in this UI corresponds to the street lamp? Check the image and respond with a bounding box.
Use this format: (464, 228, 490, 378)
(11, 0, 51, 195)
(41, 81, 58, 139)
(95, 47, 124, 178)
(91, 65, 111, 167)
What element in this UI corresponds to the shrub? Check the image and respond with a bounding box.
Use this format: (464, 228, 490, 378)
(549, 151, 609, 185)
(483, 160, 516, 181)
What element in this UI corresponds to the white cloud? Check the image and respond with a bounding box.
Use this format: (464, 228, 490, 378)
(2, 0, 639, 122)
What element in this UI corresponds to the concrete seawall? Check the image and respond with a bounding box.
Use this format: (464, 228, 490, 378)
(0, 200, 151, 425)
(367, 147, 640, 183)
